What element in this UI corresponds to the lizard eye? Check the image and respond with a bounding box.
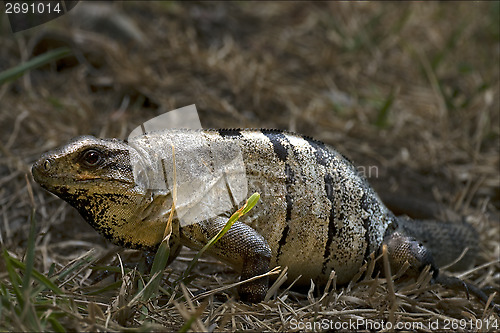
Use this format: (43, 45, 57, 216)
(80, 149, 103, 167)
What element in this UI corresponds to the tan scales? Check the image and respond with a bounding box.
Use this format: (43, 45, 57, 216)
(31, 129, 497, 309)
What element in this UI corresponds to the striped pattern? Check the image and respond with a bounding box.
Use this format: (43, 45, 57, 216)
(185, 129, 396, 285)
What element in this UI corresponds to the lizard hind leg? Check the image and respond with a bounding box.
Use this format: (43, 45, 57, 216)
(180, 217, 272, 303)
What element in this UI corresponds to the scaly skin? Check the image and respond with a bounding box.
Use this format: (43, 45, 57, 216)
(31, 129, 497, 311)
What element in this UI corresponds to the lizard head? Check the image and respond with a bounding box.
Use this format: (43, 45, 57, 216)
(32, 136, 136, 192)
(32, 135, 172, 250)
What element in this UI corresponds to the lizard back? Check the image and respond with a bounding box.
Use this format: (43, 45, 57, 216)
(127, 129, 397, 284)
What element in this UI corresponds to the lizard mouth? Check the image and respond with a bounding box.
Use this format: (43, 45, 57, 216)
(32, 157, 135, 186)
(31, 161, 98, 187)
(74, 175, 102, 181)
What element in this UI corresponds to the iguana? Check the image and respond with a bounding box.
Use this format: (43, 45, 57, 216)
(31, 129, 497, 310)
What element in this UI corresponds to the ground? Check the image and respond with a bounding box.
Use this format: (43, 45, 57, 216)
(0, 2, 499, 331)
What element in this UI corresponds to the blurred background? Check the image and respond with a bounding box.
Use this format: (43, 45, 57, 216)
(0, 1, 498, 329)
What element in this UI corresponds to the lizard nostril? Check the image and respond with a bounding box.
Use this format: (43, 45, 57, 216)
(43, 159, 52, 171)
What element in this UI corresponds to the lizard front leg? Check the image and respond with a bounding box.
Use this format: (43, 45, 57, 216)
(181, 217, 272, 303)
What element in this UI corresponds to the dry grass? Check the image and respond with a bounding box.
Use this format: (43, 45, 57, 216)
(0, 1, 499, 331)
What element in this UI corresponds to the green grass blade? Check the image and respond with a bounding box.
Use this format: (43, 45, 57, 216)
(141, 241, 171, 301)
(375, 89, 396, 128)
(8, 256, 63, 295)
(150, 241, 171, 277)
(22, 208, 37, 291)
(178, 316, 196, 333)
(182, 193, 260, 281)
(21, 302, 42, 332)
(85, 280, 123, 296)
(48, 315, 66, 333)
(54, 251, 95, 282)
(47, 263, 56, 277)
(2, 250, 24, 308)
(0, 286, 5, 324)
(0, 47, 71, 86)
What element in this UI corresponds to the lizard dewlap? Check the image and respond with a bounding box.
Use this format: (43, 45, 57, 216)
(32, 128, 484, 304)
